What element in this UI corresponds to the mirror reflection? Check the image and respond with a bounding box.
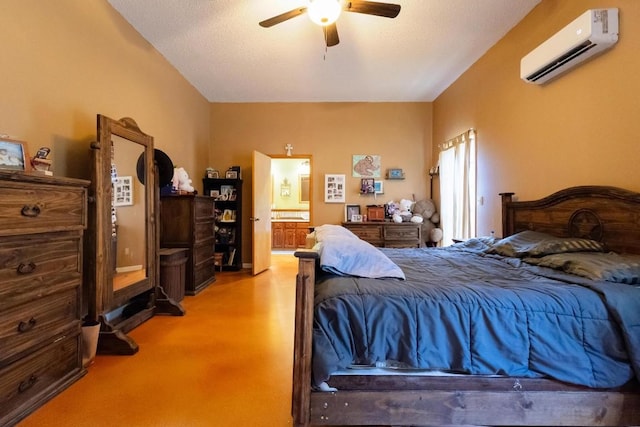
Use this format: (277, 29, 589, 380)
(111, 134, 147, 291)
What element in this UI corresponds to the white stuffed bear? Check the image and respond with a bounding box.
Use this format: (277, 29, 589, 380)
(171, 167, 195, 193)
(398, 199, 414, 222)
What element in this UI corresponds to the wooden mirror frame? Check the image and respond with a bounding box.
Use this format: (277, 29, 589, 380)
(86, 115, 157, 355)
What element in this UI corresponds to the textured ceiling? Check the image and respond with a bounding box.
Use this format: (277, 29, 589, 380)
(107, 0, 540, 102)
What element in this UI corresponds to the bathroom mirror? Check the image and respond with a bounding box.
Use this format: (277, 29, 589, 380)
(86, 115, 157, 355)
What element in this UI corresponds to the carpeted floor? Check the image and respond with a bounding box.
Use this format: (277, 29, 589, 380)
(18, 254, 298, 427)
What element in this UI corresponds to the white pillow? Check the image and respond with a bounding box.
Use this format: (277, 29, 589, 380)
(319, 234, 405, 280)
(314, 224, 358, 242)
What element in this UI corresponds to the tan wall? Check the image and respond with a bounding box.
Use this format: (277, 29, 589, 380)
(211, 102, 433, 263)
(0, 0, 210, 180)
(433, 0, 640, 236)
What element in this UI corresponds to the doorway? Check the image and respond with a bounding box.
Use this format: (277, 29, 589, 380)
(269, 155, 312, 252)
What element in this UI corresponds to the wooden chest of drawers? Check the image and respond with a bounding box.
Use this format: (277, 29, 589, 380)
(342, 221, 423, 248)
(0, 171, 89, 426)
(160, 195, 216, 295)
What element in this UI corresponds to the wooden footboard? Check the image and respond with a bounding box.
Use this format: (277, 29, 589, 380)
(292, 249, 318, 426)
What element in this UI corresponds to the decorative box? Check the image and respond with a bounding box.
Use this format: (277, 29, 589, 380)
(366, 205, 385, 222)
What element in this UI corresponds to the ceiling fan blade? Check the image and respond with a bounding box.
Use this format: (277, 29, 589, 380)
(259, 7, 307, 28)
(323, 23, 340, 47)
(344, 1, 401, 18)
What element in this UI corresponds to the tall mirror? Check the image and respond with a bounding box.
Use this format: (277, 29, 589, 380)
(86, 115, 156, 355)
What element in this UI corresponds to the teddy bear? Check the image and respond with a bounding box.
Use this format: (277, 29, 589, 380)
(411, 199, 443, 245)
(171, 167, 195, 193)
(391, 198, 424, 224)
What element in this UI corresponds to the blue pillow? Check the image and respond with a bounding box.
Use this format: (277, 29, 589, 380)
(488, 230, 603, 258)
(525, 252, 640, 284)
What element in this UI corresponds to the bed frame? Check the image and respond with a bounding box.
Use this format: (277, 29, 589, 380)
(292, 186, 640, 426)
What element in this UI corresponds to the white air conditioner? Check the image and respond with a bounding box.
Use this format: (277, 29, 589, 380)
(520, 8, 619, 84)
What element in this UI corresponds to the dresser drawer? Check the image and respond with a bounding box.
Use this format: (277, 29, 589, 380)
(384, 224, 422, 248)
(384, 224, 420, 241)
(194, 197, 215, 220)
(194, 220, 215, 243)
(0, 184, 86, 236)
(193, 241, 214, 266)
(0, 235, 81, 309)
(0, 289, 78, 366)
(0, 333, 81, 424)
(346, 224, 383, 245)
(194, 262, 215, 290)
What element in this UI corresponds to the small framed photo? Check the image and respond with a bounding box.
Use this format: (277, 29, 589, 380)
(209, 189, 220, 199)
(0, 137, 29, 171)
(360, 178, 375, 194)
(387, 168, 404, 179)
(374, 180, 384, 194)
(206, 168, 219, 179)
(221, 209, 236, 222)
(226, 170, 238, 179)
(351, 214, 363, 223)
(345, 204, 360, 222)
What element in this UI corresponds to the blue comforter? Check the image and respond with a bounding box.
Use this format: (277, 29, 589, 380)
(312, 241, 640, 388)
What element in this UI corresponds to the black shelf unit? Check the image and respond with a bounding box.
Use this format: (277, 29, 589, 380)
(203, 178, 242, 271)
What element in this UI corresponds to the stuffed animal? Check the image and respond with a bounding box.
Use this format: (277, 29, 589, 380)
(411, 199, 443, 244)
(398, 198, 414, 222)
(171, 167, 195, 193)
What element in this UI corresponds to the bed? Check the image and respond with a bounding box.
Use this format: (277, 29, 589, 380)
(291, 186, 640, 426)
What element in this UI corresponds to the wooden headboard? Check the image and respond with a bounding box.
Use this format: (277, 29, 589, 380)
(501, 186, 640, 255)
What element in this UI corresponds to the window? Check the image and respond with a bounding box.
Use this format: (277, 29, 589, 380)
(438, 129, 476, 245)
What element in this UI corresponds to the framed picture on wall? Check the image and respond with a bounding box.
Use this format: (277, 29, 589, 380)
(374, 180, 384, 194)
(113, 176, 133, 206)
(360, 178, 375, 194)
(324, 174, 345, 203)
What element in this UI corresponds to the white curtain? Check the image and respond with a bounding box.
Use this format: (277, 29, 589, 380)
(438, 129, 476, 246)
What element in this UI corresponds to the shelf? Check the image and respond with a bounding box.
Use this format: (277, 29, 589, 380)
(203, 177, 243, 271)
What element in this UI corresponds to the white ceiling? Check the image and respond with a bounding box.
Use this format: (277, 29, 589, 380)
(107, 0, 540, 102)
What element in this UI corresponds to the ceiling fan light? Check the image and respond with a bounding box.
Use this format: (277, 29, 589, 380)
(307, 0, 342, 26)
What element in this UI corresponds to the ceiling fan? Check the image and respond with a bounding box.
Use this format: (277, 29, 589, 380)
(259, 0, 401, 47)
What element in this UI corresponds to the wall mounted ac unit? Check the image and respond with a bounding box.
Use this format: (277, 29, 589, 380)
(520, 8, 618, 84)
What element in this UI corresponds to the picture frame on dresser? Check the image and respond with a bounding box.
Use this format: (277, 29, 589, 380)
(0, 137, 29, 171)
(345, 204, 360, 222)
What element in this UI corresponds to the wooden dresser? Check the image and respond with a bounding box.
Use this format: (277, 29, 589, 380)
(0, 171, 89, 426)
(342, 221, 423, 248)
(160, 195, 216, 295)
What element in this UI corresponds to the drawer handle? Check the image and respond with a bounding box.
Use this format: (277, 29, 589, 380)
(18, 317, 37, 333)
(17, 262, 37, 274)
(18, 375, 38, 393)
(21, 205, 41, 217)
